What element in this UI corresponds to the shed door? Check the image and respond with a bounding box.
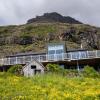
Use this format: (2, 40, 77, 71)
(35, 69, 41, 75)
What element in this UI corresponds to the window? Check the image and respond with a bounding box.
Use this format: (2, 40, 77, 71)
(48, 44, 64, 55)
(31, 65, 36, 69)
(48, 50, 55, 55)
(56, 49, 63, 54)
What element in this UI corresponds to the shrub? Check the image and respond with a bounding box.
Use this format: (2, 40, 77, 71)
(82, 65, 99, 78)
(46, 64, 59, 72)
(46, 64, 66, 75)
(19, 34, 33, 45)
(25, 25, 33, 32)
(7, 65, 23, 75)
(66, 69, 79, 77)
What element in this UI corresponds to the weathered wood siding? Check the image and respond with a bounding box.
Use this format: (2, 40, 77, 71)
(23, 59, 44, 77)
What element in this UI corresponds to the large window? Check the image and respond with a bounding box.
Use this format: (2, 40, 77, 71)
(47, 44, 65, 61)
(48, 44, 64, 55)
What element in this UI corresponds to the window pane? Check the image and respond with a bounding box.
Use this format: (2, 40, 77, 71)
(48, 45, 64, 51)
(56, 49, 63, 54)
(71, 52, 79, 59)
(48, 50, 55, 54)
(80, 51, 87, 59)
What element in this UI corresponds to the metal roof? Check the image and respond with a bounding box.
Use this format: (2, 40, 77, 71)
(6, 51, 46, 57)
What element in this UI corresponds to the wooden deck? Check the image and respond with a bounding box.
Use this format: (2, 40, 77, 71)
(0, 50, 100, 66)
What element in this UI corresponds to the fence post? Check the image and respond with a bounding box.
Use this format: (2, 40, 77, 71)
(87, 51, 89, 58)
(16, 57, 18, 64)
(8, 57, 10, 65)
(96, 50, 98, 58)
(31, 55, 32, 61)
(62, 53, 64, 61)
(70, 52, 72, 60)
(46, 54, 48, 62)
(38, 55, 40, 62)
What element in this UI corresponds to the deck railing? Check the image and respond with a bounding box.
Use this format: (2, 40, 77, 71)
(0, 50, 100, 65)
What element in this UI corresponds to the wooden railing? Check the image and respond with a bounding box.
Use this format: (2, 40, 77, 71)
(0, 50, 100, 65)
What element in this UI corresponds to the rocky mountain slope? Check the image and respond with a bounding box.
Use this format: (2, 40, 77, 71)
(0, 12, 100, 58)
(27, 12, 82, 24)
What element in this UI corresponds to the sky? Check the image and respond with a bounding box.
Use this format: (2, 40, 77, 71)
(0, 0, 100, 27)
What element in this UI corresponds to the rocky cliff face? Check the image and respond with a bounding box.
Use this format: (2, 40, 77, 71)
(59, 27, 100, 49)
(27, 12, 82, 24)
(0, 24, 99, 49)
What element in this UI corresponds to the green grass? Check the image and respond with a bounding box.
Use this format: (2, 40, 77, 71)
(0, 72, 100, 100)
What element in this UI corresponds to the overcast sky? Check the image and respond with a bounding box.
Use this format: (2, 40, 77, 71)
(0, 0, 100, 26)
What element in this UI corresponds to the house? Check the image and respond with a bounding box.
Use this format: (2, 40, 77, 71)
(0, 42, 100, 76)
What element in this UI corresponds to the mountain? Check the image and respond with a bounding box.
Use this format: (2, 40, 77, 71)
(27, 12, 82, 24)
(0, 12, 100, 57)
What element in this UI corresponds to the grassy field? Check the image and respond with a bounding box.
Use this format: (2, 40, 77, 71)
(0, 72, 100, 100)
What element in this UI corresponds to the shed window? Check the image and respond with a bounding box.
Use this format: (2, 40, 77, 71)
(31, 65, 36, 69)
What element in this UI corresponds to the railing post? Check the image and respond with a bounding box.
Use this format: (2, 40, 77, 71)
(55, 54, 57, 61)
(8, 57, 10, 65)
(79, 52, 81, 60)
(1, 58, 4, 65)
(87, 51, 89, 59)
(38, 55, 40, 62)
(30, 55, 32, 61)
(46, 54, 48, 62)
(16, 57, 18, 64)
(54, 54, 56, 61)
(96, 50, 98, 58)
(70, 52, 72, 60)
(23, 56, 25, 64)
(62, 53, 64, 61)
(3, 58, 5, 65)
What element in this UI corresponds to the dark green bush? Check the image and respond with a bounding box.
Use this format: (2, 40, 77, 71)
(25, 25, 33, 32)
(7, 65, 23, 75)
(19, 34, 33, 45)
(46, 64, 59, 72)
(82, 65, 99, 78)
(46, 64, 66, 75)
(46, 64, 100, 78)
(66, 69, 79, 77)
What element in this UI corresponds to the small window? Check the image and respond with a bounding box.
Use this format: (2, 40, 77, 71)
(31, 65, 36, 69)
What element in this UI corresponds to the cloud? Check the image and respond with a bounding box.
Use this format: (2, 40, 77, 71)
(0, 0, 100, 27)
(43, 0, 100, 26)
(0, 0, 45, 25)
